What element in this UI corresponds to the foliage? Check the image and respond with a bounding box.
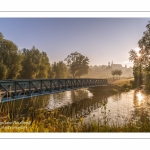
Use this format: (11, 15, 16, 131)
(20, 47, 52, 79)
(111, 69, 122, 80)
(52, 61, 68, 78)
(128, 22, 150, 89)
(0, 33, 23, 79)
(65, 51, 89, 78)
(111, 70, 116, 80)
(0, 62, 8, 79)
(117, 70, 122, 79)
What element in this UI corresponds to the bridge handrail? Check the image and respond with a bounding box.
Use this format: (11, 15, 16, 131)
(0, 78, 108, 102)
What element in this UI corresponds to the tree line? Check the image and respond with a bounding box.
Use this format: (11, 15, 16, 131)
(0, 32, 89, 80)
(129, 21, 150, 89)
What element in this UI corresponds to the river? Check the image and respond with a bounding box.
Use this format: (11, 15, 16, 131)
(1, 87, 150, 126)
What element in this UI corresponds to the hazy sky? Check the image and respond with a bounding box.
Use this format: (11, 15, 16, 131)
(0, 18, 150, 67)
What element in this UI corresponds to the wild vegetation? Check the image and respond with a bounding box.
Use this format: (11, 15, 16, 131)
(109, 78, 134, 93)
(0, 96, 149, 132)
(92, 78, 134, 95)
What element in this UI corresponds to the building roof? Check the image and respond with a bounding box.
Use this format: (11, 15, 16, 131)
(111, 64, 122, 67)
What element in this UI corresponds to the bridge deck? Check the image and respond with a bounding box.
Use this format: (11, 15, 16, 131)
(0, 78, 107, 103)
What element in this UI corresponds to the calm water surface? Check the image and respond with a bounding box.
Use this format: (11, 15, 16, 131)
(1, 87, 150, 125)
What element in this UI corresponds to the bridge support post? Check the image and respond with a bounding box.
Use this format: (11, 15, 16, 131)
(65, 80, 67, 90)
(40, 80, 42, 94)
(28, 81, 31, 96)
(14, 82, 17, 98)
(50, 80, 52, 92)
(76, 79, 78, 88)
(58, 80, 60, 91)
(81, 79, 82, 87)
(71, 79, 73, 89)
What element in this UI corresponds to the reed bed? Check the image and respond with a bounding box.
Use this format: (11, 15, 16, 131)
(0, 99, 150, 132)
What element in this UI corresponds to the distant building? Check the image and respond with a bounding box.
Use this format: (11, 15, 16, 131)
(111, 64, 122, 70)
(110, 61, 133, 77)
(86, 61, 133, 78)
(111, 61, 122, 70)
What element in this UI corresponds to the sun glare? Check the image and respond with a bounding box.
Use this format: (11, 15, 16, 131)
(137, 53, 141, 57)
(136, 92, 144, 101)
(134, 47, 141, 57)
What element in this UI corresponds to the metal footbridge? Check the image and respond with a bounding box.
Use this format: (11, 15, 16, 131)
(0, 78, 108, 102)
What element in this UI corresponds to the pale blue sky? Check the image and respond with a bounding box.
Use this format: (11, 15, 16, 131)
(0, 18, 149, 67)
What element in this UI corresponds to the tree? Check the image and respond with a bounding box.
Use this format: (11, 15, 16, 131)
(138, 21, 150, 62)
(0, 32, 23, 79)
(20, 47, 52, 79)
(129, 49, 143, 88)
(52, 61, 68, 78)
(117, 69, 122, 80)
(137, 21, 150, 89)
(111, 70, 116, 81)
(0, 32, 3, 40)
(0, 62, 8, 79)
(64, 51, 89, 78)
(111, 69, 122, 80)
(47, 65, 55, 78)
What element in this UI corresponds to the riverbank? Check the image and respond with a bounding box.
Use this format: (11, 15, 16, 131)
(88, 78, 134, 96)
(108, 78, 134, 93)
(1, 107, 150, 132)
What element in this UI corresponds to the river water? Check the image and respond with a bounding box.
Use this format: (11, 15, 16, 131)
(1, 87, 150, 125)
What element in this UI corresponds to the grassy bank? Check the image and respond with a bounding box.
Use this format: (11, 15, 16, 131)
(0, 108, 150, 132)
(88, 78, 134, 95)
(107, 78, 134, 94)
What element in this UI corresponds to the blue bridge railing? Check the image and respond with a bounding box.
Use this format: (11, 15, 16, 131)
(0, 78, 108, 102)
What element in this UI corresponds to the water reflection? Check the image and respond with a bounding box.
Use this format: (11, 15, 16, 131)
(85, 90, 150, 125)
(133, 90, 146, 108)
(1, 88, 150, 126)
(0, 95, 50, 121)
(46, 89, 93, 110)
(136, 92, 144, 101)
(46, 89, 107, 119)
(111, 94, 122, 102)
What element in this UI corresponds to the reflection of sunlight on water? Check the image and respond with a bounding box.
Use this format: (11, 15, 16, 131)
(84, 90, 136, 125)
(87, 90, 93, 97)
(136, 92, 144, 106)
(136, 92, 144, 101)
(45, 88, 150, 126)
